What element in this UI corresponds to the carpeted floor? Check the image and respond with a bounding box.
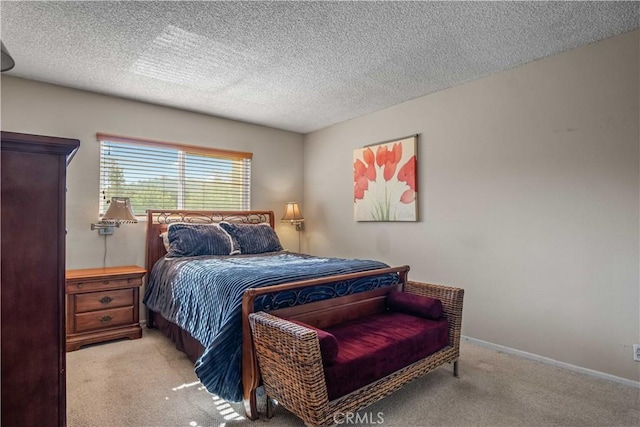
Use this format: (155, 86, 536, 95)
(67, 328, 639, 427)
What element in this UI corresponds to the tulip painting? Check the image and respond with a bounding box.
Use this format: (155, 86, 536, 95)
(353, 135, 418, 221)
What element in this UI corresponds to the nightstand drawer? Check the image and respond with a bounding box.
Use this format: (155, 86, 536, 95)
(75, 307, 134, 333)
(66, 276, 143, 294)
(75, 289, 133, 313)
(66, 265, 145, 351)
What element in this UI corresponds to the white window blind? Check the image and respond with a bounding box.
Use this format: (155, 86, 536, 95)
(97, 133, 251, 215)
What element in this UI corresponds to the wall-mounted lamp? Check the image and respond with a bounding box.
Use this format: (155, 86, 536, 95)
(1, 41, 15, 72)
(281, 202, 304, 231)
(91, 197, 137, 235)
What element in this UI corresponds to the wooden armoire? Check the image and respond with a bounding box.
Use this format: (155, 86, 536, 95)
(1, 131, 80, 426)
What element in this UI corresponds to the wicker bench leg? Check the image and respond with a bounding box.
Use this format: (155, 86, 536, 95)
(266, 396, 274, 419)
(453, 360, 459, 377)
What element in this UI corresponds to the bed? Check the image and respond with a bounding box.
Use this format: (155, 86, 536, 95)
(143, 209, 410, 419)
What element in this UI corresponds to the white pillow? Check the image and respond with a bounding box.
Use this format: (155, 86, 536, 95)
(159, 231, 170, 251)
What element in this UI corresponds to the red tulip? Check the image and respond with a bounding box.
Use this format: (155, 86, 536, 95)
(354, 175, 369, 201)
(376, 145, 388, 167)
(397, 155, 416, 190)
(377, 143, 404, 182)
(398, 155, 416, 204)
(363, 148, 376, 181)
(400, 189, 415, 203)
(391, 142, 403, 163)
(354, 158, 366, 182)
(354, 157, 372, 201)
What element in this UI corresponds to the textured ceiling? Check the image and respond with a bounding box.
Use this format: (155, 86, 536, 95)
(1, 1, 638, 134)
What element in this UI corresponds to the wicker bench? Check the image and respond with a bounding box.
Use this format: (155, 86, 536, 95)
(248, 281, 464, 426)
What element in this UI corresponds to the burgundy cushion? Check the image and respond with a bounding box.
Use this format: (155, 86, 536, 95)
(287, 319, 339, 366)
(386, 290, 443, 320)
(322, 312, 449, 401)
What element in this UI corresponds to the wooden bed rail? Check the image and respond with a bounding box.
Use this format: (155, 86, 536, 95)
(240, 264, 410, 420)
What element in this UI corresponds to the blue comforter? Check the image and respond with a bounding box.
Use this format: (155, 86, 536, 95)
(143, 251, 397, 402)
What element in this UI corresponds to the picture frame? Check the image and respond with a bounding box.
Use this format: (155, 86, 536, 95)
(353, 135, 418, 222)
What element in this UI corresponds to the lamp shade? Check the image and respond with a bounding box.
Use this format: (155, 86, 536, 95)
(101, 197, 137, 224)
(281, 202, 304, 223)
(1, 41, 15, 72)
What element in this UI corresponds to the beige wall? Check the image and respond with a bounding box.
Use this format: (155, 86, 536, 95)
(304, 30, 639, 382)
(1, 30, 637, 383)
(0, 77, 305, 270)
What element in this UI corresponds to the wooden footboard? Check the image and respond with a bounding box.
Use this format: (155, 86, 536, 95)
(241, 265, 410, 420)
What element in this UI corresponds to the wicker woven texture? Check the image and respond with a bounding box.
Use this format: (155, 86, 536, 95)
(248, 281, 464, 427)
(248, 313, 330, 422)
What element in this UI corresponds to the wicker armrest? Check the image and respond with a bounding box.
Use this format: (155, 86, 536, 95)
(248, 312, 330, 422)
(404, 281, 464, 350)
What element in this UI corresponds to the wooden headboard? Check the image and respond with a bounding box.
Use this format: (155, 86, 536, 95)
(145, 209, 276, 275)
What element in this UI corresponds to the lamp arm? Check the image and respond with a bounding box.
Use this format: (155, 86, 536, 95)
(91, 222, 121, 230)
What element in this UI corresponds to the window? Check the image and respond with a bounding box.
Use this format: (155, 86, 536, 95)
(97, 133, 251, 216)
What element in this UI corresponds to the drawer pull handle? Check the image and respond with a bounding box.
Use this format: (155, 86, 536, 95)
(99, 296, 113, 304)
(99, 316, 112, 323)
(77, 284, 83, 289)
(103, 280, 110, 285)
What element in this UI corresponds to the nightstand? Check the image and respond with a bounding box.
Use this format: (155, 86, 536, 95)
(65, 265, 146, 351)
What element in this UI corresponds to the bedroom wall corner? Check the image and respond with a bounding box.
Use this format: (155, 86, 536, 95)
(302, 29, 640, 383)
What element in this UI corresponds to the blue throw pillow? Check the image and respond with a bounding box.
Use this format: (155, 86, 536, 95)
(219, 222, 283, 254)
(166, 223, 240, 257)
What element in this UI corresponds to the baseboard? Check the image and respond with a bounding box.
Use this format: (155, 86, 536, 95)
(462, 335, 640, 389)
